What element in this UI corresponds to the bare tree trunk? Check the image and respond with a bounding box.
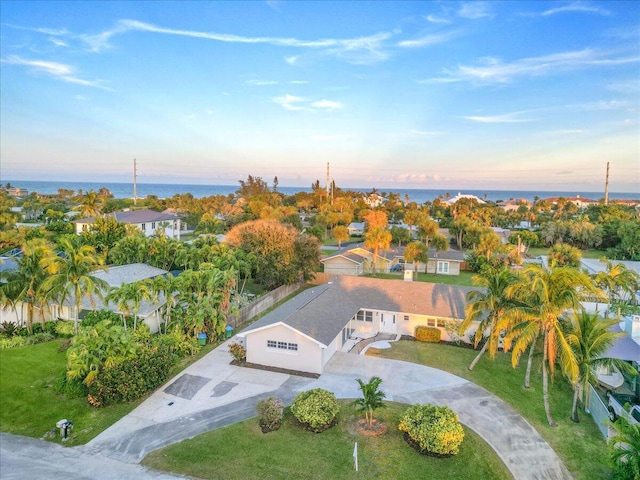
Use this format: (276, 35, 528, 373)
(524, 334, 537, 389)
(542, 331, 557, 427)
(571, 382, 580, 423)
(469, 340, 488, 371)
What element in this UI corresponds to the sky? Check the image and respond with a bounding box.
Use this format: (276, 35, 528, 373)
(1, 1, 639, 192)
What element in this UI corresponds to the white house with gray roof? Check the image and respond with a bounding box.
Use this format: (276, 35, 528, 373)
(237, 276, 477, 375)
(73, 210, 182, 239)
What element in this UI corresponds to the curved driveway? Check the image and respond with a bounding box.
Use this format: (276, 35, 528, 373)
(1, 342, 572, 480)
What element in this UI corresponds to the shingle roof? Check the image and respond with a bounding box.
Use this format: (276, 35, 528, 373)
(241, 276, 478, 346)
(73, 210, 179, 224)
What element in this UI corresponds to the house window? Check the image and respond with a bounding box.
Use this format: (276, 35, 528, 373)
(437, 261, 449, 274)
(267, 340, 298, 351)
(356, 311, 365, 322)
(152, 222, 156, 229)
(365, 311, 373, 322)
(427, 318, 446, 328)
(404, 315, 410, 322)
(141, 223, 146, 231)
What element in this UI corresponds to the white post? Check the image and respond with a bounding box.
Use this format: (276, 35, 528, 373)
(353, 442, 358, 472)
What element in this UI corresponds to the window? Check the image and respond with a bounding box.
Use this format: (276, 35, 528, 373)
(141, 223, 146, 231)
(437, 261, 449, 274)
(267, 340, 298, 351)
(356, 311, 365, 322)
(365, 311, 373, 322)
(427, 318, 445, 328)
(152, 222, 156, 229)
(404, 315, 410, 322)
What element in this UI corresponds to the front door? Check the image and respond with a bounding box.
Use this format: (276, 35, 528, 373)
(380, 313, 397, 334)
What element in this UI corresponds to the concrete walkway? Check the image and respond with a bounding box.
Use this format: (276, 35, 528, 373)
(1, 340, 572, 480)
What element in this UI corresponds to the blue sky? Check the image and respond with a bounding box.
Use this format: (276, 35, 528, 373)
(1, 1, 638, 192)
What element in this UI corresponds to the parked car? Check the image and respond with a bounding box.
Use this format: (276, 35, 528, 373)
(390, 263, 403, 272)
(607, 391, 640, 425)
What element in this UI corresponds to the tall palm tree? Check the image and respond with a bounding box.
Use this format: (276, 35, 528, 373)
(42, 237, 109, 334)
(459, 268, 518, 370)
(0, 239, 55, 332)
(148, 273, 179, 333)
(364, 226, 392, 275)
(404, 241, 427, 277)
(505, 264, 601, 426)
(105, 280, 152, 331)
(351, 376, 387, 428)
(565, 312, 629, 423)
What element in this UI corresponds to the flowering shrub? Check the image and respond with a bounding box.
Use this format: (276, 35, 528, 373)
(291, 388, 340, 432)
(256, 397, 285, 433)
(415, 326, 441, 343)
(228, 342, 246, 362)
(398, 404, 464, 456)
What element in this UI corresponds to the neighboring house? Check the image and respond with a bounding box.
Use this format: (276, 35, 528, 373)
(73, 210, 182, 239)
(364, 193, 385, 208)
(322, 246, 464, 276)
(347, 222, 365, 236)
(542, 195, 598, 209)
(445, 193, 486, 205)
(237, 276, 478, 375)
(497, 199, 532, 212)
(2, 187, 28, 197)
(0, 263, 169, 333)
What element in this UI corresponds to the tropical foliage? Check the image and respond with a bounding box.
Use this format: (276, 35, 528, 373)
(398, 404, 465, 456)
(351, 376, 386, 428)
(290, 388, 340, 432)
(608, 417, 640, 480)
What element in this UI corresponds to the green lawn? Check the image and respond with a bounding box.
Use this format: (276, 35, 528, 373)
(367, 271, 475, 287)
(0, 339, 220, 446)
(143, 400, 513, 480)
(366, 341, 612, 480)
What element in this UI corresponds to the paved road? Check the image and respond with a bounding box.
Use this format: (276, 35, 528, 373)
(0, 341, 572, 480)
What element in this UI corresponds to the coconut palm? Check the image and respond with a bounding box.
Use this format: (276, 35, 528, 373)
(505, 264, 601, 426)
(609, 416, 640, 480)
(364, 226, 392, 275)
(565, 312, 630, 423)
(105, 280, 152, 330)
(0, 239, 55, 332)
(595, 258, 640, 306)
(42, 237, 109, 334)
(351, 376, 386, 428)
(404, 241, 427, 277)
(459, 268, 518, 370)
(148, 273, 179, 333)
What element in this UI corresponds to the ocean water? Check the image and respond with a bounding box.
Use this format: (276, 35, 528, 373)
(3, 180, 638, 204)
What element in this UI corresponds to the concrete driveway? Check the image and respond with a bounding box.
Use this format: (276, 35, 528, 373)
(1, 340, 572, 480)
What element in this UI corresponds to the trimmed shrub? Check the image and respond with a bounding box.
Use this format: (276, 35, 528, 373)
(0, 336, 26, 350)
(398, 404, 465, 456)
(86, 344, 176, 407)
(256, 397, 285, 433)
(291, 388, 340, 433)
(415, 326, 441, 343)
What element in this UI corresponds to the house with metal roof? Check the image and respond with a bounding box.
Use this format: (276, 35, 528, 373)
(237, 276, 477, 375)
(73, 209, 182, 239)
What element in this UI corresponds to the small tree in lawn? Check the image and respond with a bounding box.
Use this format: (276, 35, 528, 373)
(351, 376, 386, 428)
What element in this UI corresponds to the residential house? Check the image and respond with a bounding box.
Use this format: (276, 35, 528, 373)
(497, 199, 532, 212)
(445, 193, 486, 205)
(237, 275, 478, 375)
(347, 222, 365, 236)
(73, 209, 182, 239)
(542, 195, 598, 209)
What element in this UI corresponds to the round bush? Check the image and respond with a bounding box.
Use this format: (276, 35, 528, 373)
(290, 388, 340, 432)
(398, 404, 464, 456)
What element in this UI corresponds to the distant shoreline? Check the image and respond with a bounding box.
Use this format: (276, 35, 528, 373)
(3, 180, 638, 204)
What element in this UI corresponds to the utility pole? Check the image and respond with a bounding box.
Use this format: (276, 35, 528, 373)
(133, 158, 138, 206)
(604, 161, 610, 205)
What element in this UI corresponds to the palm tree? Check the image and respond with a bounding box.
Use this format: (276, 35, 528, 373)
(505, 264, 601, 426)
(609, 417, 640, 480)
(148, 273, 179, 333)
(364, 226, 392, 275)
(403, 241, 427, 277)
(351, 376, 387, 428)
(105, 280, 152, 330)
(0, 239, 55, 332)
(595, 258, 640, 306)
(565, 312, 629, 423)
(77, 190, 103, 218)
(332, 225, 349, 248)
(459, 268, 518, 370)
(42, 237, 109, 334)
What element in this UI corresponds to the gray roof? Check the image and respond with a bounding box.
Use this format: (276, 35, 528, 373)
(242, 276, 477, 346)
(91, 263, 168, 287)
(74, 210, 179, 225)
(580, 258, 640, 276)
(320, 252, 366, 265)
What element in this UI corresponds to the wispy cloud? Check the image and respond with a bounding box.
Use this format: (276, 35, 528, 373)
(425, 14, 451, 24)
(1, 55, 110, 89)
(290, 80, 308, 84)
(541, 2, 610, 16)
(79, 19, 392, 64)
(397, 31, 459, 48)
(284, 55, 298, 65)
(428, 49, 640, 84)
(273, 94, 342, 112)
(273, 94, 307, 111)
(408, 130, 444, 136)
(311, 99, 343, 110)
(462, 111, 536, 123)
(458, 2, 493, 19)
(245, 79, 278, 86)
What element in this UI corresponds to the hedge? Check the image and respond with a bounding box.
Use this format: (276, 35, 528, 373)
(290, 388, 340, 432)
(415, 326, 441, 343)
(398, 404, 465, 456)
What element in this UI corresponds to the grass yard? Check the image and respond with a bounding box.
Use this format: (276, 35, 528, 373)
(368, 271, 475, 287)
(366, 341, 612, 480)
(0, 338, 220, 446)
(143, 400, 513, 480)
